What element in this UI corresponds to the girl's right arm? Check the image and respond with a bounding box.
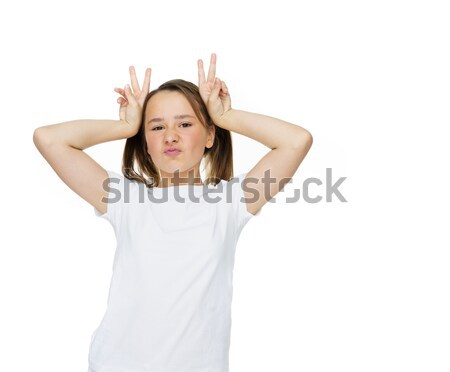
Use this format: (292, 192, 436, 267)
(33, 66, 152, 216)
(33, 119, 133, 216)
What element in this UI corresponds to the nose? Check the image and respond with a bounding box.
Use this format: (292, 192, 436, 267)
(164, 128, 179, 144)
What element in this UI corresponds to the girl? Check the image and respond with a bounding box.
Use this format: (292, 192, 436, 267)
(33, 53, 313, 372)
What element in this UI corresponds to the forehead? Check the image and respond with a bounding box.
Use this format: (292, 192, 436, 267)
(146, 90, 194, 116)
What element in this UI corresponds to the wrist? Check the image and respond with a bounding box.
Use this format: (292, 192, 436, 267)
(215, 108, 235, 130)
(118, 119, 140, 138)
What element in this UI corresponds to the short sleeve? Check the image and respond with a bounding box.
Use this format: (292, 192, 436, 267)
(93, 169, 135, 229)
(232, 172, 261, 234)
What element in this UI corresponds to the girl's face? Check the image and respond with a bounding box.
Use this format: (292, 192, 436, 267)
(144, 90, 215, 186)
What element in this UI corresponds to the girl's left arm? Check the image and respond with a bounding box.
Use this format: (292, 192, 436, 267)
(197, 53, 312, 216)
(217, 108, 313, 216)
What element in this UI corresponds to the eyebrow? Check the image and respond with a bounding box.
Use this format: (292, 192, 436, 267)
(146, 114, 196, 125)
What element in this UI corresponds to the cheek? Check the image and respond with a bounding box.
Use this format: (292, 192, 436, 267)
(186, 131, 207, 149)
(145, 135, 159, 155)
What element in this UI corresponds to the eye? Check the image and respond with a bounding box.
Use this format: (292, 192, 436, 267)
(151, 123, 192, 131)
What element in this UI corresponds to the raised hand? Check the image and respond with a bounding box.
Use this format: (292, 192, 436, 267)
(114, 65, 152, 137)
(197, 53, 232, 127)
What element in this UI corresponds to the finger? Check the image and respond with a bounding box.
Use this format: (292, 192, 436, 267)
(124, 84, 137, 106)
(219, 80, 231, 109)
(114, 87, 125, 96)
(142, 67, 151, 94)
(129, 65, 140, 93)
(207, 53, 217, 84)
(220, 80, 229, 95)
(197, 59, 205, 86)
(210, 77, 221, 102)
(114, 87, 127, 102)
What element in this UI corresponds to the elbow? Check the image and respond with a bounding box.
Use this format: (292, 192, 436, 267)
(306, 132, 313, 149)
(304, 131, 313, 147)
(33, 127, 44, 148)
(292, 130, 313, 151)
(33, 126, 53, 149)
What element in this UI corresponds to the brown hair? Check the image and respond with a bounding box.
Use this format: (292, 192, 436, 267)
(121, 79, 234, 188)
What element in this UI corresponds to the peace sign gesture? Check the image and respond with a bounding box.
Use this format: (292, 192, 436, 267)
(114, 65, 152, 137)
(197, 53, 232, 127)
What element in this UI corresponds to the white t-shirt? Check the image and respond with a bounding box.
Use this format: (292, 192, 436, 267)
(89, 169, 261, 372)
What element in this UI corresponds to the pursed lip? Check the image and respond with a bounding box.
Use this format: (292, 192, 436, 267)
(164, 147, 181, 154)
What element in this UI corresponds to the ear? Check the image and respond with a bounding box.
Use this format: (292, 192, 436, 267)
(206, 124, 216, 149)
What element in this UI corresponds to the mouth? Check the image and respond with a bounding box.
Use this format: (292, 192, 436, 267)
(164, 149, 181, 156)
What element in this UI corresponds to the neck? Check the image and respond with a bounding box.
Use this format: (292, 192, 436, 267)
(158, 168, 203, 187)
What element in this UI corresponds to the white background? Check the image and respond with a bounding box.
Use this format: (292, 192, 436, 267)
(1, 0, 449, 371)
